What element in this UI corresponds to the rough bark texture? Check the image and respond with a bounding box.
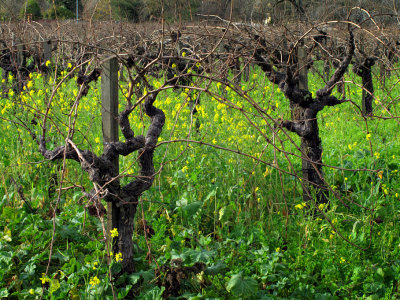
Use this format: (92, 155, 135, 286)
(39, 77, 165, 273)
(353, 57, 376, 116)
(254, 30, 354, 203)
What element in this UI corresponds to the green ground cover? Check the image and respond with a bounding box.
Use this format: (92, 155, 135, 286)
(0, 62, 399, 299)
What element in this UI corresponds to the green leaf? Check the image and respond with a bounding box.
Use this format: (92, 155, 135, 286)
(205, 190, 216, 201)
(376, 267, 384, 278)
(315, 293, 333, 300)
(342, 160, 353, 169)
(206, 261, 227, 275)
(0, 288, 8, 297)
(52, 250, 70, 263)
(118, 285, 132, 299)
(136, 270, 154, 283)
(353, 150, 366, 159)
(366, 295, 381, 300)
(72, 191, 83, 202)
(23, 262, 36, 276)
(129, 274, 140, 285)
(219, 206, 227, 221)
(138, 286, 165, 300)
(176, 197, 188, 207)
(49, 278, 60, 294)
(2, 207, 18, 220)
(226, 272, 258, 297)
(182, 201, 202, 216)
(188, 249, 215, 264)
(111, 262, 122, 274)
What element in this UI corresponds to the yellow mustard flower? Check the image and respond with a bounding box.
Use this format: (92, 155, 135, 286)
(89, 276, 100, 286)
(115, 252, 123, 262)
(39, 273, 50, 284)
(110, 228, 118, 238)
(295, 202, 306, 210)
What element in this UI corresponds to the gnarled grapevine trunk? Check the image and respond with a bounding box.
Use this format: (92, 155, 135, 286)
(118, 204, 137, 273)
(254, 29, 354, 204)
(353, 57, 376, 116)
(38, 69, 165, 273)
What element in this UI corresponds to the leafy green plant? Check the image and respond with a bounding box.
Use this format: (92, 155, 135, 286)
(2, 53, 400, 299)
(226, 272, 258, 298)
(19, 0, 42, 19)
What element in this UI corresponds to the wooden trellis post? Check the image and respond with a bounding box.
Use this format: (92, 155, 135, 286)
(11, 34, 24, 92)
(16, 43, 24, 67)
(11, 34, 24, 67)
(101, 57, 120, 253)
(43, 40, 52, 63)
(298, 46, 308, 90)
(243, 60, 250, 82)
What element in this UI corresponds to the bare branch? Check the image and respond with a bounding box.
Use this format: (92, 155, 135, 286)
(316, 29, 355, 98)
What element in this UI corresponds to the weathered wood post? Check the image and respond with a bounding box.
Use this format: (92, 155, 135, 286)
(298, 46, 308, 90)
(11, 33, 24, 67)
(42, 40, 52, 82)
(322, 38, 330, 82)
(43, 40, 52, 64)
(16, 43, 24, 67)
(243, 59, 250, 82)
(379, 62, 386, 88)
(101, 57, 120, 254)
(12, 35, 24, 92)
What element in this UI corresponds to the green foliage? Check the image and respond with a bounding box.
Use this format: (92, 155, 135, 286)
(43, 0, 81, 19)
(226, 272, 258, 298)
(2, 59, 400, 299)
(0, 10, 10, 21)
(19, 0, 42, 20)
(43, 5, 74, 20)
(111, 0, 142, 21)
(54, 0, 80, 13)
(110, 0, 201, 21)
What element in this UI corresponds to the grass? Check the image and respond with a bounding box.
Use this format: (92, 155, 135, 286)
(0, 61, 400, 299)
